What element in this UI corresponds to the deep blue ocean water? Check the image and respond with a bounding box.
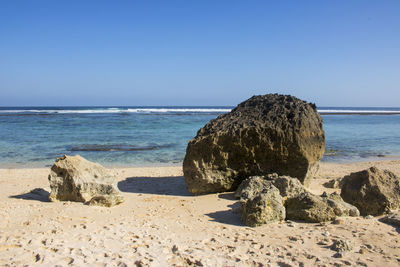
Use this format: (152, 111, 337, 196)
(1, 106, 400, 167)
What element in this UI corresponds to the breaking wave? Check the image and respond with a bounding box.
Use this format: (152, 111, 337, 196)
(0, 107, 232, 114)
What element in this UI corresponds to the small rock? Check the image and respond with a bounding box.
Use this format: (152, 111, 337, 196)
(34, 253, 41, 262)
(331, 239, 353, 255)
(332, 218, 345, 225)
(323, 179, 342, 189)
(286, 221, 296, 227)
(322, 231, 331, 237)
(317, 239, 330, 246)
(172, 245, 179, 254)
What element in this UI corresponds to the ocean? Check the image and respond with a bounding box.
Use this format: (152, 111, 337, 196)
(1, 106, 400, 168)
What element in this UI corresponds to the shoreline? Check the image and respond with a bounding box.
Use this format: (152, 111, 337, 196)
(2, 155, 400, 170)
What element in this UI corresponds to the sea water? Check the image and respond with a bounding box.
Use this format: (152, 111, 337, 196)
(0, 106, 400, 167)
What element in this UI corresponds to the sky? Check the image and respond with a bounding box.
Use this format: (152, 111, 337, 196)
(0, 1, 399, 107)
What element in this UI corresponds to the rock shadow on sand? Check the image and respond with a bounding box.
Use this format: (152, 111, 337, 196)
(10, 188, 50, 202)
(205, 202, 243, 226)
(118, 176, 192, 197)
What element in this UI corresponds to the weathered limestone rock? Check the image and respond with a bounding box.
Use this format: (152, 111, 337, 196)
(340, 167, 400, 216)
(268, 174, 307, 199)
(48, 155, 124, 207)
(235, 174, 306, 201)
(183, 94, 325, 194)
(237, 175, 358, 225)
(326, 192, 360, 217)
(240, 184, 285, 226)
(285, 192, 337, 222)
(235, 176, 272, 200)
(285, 192, 359, 222)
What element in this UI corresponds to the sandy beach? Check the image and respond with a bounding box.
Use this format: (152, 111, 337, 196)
(0, 160, 399, 266)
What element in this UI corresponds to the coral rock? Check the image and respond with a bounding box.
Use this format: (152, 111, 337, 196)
(183, 94, 325, 194)
(48, 155, 124, 207)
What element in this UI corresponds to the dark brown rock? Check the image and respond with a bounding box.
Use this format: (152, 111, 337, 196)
(183, 94, 325, 194)
(340, 167, 400, 216)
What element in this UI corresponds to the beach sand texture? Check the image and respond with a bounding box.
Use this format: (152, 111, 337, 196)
(1, 161, 400, 266)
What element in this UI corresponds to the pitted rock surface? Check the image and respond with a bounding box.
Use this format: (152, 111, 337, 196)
(183, 94, 325, 194)
(240, 184, 285, 226)
(340, 167, 400, 216)
(48, 155, 124, 207)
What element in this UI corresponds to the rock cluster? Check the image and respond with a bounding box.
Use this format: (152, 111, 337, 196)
(48, 155, 124, 207)
(236, 174, 359, 226)
(183, 94, 325, 194)
(340, 167, 400, 216)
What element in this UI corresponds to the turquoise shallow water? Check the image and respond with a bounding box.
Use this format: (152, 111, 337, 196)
(0, 106, 400, 167)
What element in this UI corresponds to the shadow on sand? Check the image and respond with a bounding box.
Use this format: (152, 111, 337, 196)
(118, 176, 193, 197)
(379, 217, 400, 234)
(10, 188, 50, 202)
(205, 202, 243, 226)
(119, 177, 246, 226)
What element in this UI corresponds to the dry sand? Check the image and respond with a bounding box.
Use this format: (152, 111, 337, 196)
(1, 160, 399, 266)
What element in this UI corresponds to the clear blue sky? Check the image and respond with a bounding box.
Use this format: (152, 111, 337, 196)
(0, 1, 399, 107)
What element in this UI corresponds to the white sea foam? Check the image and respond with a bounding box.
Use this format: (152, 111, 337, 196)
(0, 108, 233, 114)
(125, 108, 232, 113)
(2, 108, 400, 114)
(318, 109, 400, 114)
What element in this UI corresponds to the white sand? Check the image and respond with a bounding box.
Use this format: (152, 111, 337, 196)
(1, 161, 400, 266)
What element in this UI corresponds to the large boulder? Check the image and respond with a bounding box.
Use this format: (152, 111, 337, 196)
(48, 155, 124, 207)
(240, 184, 285, 226)
(340, 167, 400, 216)
(183, 94, 325, 194)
